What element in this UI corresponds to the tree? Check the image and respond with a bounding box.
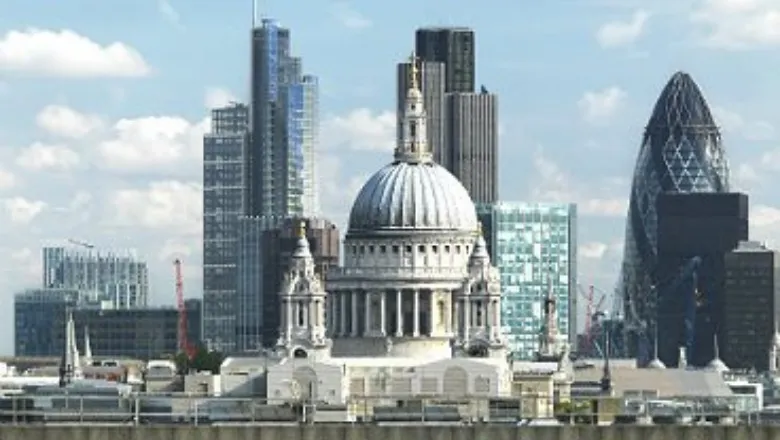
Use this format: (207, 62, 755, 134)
(172, 345, 223, 374)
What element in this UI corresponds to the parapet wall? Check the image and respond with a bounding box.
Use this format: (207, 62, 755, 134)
(1, 424, 779, 440)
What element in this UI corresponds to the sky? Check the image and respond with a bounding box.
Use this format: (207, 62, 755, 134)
(0, 0, 779, 354)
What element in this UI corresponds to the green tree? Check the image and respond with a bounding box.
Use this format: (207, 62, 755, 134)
(172, 345, 223, 374)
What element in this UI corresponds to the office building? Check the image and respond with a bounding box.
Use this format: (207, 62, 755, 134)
(248, 19, 318, 224)
(415, 27, 475, 93)
(445, 91, 498, 204)
(619, 71, 730, 359)
(63, 301, 202, 360)
(42, 246, 148, 308)
(235, 216, 264, 352)
(15, 287, 202, 359)
(722, 242, 780, 371)
(202, 102, 249, 354)
(478, 202, 577, 359)
(242, 217, 339, 349)
(655, 192, 748, 367)
(396, 61, 445, 164)
(14, 288, 83, 356)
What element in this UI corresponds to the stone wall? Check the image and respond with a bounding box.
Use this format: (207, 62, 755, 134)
(0, 424, 779, 440)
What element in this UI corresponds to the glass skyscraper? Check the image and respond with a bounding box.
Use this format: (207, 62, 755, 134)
(479, 202, 577, 359)
(202, 103, 249, 353)
(42, 246, 148, 308)
(248, 19, 318, 225)
(619, 71, 730, 359)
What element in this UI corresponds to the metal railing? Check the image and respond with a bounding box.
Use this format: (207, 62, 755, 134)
(0, 393, 767, 425)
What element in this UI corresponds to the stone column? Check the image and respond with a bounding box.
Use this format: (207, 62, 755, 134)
(445, 297, 452, 334)
(454, 299, 461, 335)
(396, 290, 403, 337)
(380, 291, 387, 336)
(285, 299, 293, 336)
(351, 291, 359, 337)
(364, 292, 372, 336)
(413, 290, 420, 337)
(340, 292, 347, 337)
(464, 298, 471, 338)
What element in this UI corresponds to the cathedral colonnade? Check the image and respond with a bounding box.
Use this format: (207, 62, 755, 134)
(325, 290, 501, 340)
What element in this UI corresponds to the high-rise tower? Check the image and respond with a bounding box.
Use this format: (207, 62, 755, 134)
(415, 27, 475, 93)
(406, 27, 498, 205)
(202, 102, 249, 353)
(249, 19, 318, 227)
(619, 72, 730, 361)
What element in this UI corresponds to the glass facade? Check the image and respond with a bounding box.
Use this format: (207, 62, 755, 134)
(42, 246, 148, 308)
(14, 288, 82, 356)
(248, 19, 318, 224)
(235, 216, 264, 352)
(620, 72, 730, 359)
(202, 103, 249, 353)
(479, 202, 577, 359)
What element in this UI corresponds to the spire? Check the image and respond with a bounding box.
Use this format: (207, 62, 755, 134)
(395, 52, 433, 164)
(708, 331, 729, 372)
(84, 325, 93, 365)
(292, 220, 311, 258)
(647, 326, 666, 369)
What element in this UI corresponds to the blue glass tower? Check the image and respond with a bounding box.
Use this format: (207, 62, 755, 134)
(620, 72, 730, 360)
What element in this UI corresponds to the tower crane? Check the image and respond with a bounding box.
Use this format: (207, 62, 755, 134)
(174, 259, 197, 360)
(67, 239, 94, 249)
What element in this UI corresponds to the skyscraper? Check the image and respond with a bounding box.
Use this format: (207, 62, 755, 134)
(43, 246, 148, 308)
(619, 72, 730, 359)
(415, 27, 475, 93)
(202, 102, 249, 353)
(445, 92, 498, 204)
(478, 202, 577, 359)
(405, 27, 498, 205)
(248, 19, 318, 226)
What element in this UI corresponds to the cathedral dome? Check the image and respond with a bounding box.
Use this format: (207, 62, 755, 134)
(348, 161, 477, 234)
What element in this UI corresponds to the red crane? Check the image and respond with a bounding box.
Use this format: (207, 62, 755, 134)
(585, 285, 595, 347)
(174, 259, 197, 360)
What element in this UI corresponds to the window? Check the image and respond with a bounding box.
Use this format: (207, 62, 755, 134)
(297, 303, 305, 326)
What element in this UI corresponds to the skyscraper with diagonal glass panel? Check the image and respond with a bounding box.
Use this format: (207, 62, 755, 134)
(619, 72, 730, 361)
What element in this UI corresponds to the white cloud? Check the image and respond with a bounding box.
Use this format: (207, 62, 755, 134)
(4, 197, 46, 224)
(16, 143, 80, 171)
(530, 151, 627, 217)
(98, 116, 208, 172)
(596, 10, 650, 48)
(204, 87, 237, 109)
(691, 0, 780, 49)
(110, 181, 202, 234)
(712, 106, 775, 141)
(0, 169, 17, 190)
(578, 86, 626, 124)
(158, 0, 182, 28)
(751, 204, 780, 228)
(580, 241, 609, 259)
(321, 108, 395, 151)
(0, 28, 150, 77)
(35, 105, 103, 139)
(331, 3, 372, 29)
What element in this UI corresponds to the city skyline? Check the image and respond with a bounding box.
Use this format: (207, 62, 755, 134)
(0, 0, 779, 355)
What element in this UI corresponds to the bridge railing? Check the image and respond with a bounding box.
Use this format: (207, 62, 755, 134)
(0, 393, 762, 425)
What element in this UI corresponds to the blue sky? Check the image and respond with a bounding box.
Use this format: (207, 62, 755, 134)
(0, 0, 779, 354)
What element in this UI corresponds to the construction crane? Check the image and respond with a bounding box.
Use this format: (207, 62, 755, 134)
(174, 259, 197, 360)
(67, 238, 94, 249)
(577, 284, 608, 355)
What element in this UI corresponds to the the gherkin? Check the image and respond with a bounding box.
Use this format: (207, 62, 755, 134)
(619, 72, 730, 360)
